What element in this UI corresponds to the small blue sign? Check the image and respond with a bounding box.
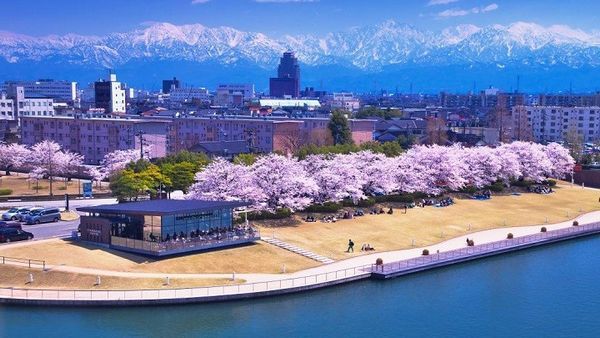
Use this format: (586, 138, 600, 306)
(83, 181, 93, 198)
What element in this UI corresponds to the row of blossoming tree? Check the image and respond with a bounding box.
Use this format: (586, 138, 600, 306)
(186, 142, 574, 213)
(0, 141, 85, 195)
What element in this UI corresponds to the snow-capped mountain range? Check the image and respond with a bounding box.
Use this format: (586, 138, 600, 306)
(1, 20, 600, 92)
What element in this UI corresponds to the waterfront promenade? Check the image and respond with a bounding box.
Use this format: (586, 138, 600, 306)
(0, 210, 598, 305)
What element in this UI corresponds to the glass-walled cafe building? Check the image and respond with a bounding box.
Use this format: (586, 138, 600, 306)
(77, 200, 258, 256)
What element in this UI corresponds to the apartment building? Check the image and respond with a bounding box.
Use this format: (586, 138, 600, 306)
(511, 106, 600, 143)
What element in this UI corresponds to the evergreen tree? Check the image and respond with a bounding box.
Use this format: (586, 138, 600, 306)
(328, 110, 354, 145)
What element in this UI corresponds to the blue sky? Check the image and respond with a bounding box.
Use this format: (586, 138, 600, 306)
(1, 0, 599, 37)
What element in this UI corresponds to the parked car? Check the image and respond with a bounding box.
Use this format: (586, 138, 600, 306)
(2, 207, 29, 221)
(17, 207, 43, 222)
(0, 228, 34, 243)
(24, 207, 61, 225)
(0, 221, 22, 230)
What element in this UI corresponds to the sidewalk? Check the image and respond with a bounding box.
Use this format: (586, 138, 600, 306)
(2, 211, 598, 285)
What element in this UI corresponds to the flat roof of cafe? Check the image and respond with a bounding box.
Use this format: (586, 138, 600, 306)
(77, 199, 250, 216)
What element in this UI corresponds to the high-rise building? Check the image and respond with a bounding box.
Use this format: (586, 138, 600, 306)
(94, 71, 126, 114)
(269, 51, 300, 98)
(162, 77, 180, 94)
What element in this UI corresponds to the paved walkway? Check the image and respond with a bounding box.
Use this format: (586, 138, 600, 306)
(2, 211, 599, 286)
(261, 237, 335, 264)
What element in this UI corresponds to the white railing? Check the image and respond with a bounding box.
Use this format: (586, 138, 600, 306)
(0, 263, 373, 302)
(1, 221, 599, 303)
(373, 222, 600, 274)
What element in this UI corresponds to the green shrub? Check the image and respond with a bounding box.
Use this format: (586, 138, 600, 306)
(422, 249, 429, 256)
(375, 192, 428, 203)
(246, 208, 292, 221)
(303, 202, 343, 213)
(544, 179, 557, 187)
(460, 186, 478, 194)
(511, 179, 534, 188)
(507, 233, 514, 239)
(342, 197, 376, 207)
(0, 188, 13, 196)
(487, 181, 505, 192)
(57, 186, 67, 191)
(541, 227, 547, 232)
(376, 194, 413, 203)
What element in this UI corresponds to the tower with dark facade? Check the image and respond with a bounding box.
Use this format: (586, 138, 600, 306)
(269, 51, 300, 98)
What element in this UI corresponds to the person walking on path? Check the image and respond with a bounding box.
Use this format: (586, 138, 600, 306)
(347, 239, 355, 253)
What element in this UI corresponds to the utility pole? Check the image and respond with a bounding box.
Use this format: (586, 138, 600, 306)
(136, 131, 145, 159)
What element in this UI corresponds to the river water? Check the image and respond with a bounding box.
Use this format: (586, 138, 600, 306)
(1, 236, 600, 338)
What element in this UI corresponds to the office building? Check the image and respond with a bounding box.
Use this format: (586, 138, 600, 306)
(215, 84, 254, 107)
(269, 51, 300, 98)
(95, 71, 126, 114)
(169, 87, 210, 104)
(5, 85, 54, 120)
(0, 93, 15, 120)
(1, 79, 77, 102)
(325, 92, 361, 111)
(162, 77, 180, 94)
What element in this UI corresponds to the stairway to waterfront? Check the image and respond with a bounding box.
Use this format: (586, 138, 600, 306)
(262, 237, 335, 264)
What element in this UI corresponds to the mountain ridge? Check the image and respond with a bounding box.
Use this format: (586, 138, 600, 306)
(1, 20, 600, 92)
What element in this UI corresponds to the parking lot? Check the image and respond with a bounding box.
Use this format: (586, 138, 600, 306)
(0, 198, 115, 243)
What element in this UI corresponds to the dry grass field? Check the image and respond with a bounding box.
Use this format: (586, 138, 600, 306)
(0, 182, 595, 275)
(0, 172, 109, 196)
(0, 240, 319, 274)
(0, 265, 241, 290)
(256, 183, 600, 260)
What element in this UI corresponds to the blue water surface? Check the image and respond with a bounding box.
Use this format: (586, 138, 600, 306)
(1, 236, 599, 338)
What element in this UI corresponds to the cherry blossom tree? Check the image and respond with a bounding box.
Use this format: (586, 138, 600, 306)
(458, 146, 503, 188)
(88, 166, 105, 187)
(493, 147, 522, 183)
(101, 149, 141, 176)
(251, 154, 318, 212)
(29, 140, 66, 196)
(339, 151, 396, 196)
(28, 167, 45, 193)
(187, 158, 258, 204)
(544, 142, 575, 179)
(302, 154, 365, 204)
(59, 151, 84, 188)
(499, 142, 553, 182)
(400, 145, 468, 194)
(0, 143, 31, 175)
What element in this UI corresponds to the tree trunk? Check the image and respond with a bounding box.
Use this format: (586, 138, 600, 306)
(49, 176, 53, 196)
